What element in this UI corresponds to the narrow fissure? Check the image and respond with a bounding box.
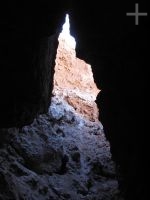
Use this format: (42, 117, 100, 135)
(48, 14, 119, 199)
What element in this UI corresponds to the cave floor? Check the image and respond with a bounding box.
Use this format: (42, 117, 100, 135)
(0, 96, 119, 200)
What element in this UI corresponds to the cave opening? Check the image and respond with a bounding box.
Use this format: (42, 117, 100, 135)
(0, 13, 119, 200)
(52, 14, 100, 122)
(47, 14, 119, 199)
(0, 2, 147, 199)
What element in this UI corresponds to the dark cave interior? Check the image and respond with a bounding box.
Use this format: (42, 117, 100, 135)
(0, 1, 148, 199)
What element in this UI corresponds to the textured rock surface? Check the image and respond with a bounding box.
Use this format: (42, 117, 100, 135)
(0, 1, 66, 128)
(53, 28, 100, 121)
(1, 33, 58, 128)
(0, 96, 120, 200)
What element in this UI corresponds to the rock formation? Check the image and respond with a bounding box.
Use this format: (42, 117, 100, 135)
(1, 2, 147, 199)
(0, 14, 120, 200)
(0, 96, 119, 199)
(53, 14, 100, 121)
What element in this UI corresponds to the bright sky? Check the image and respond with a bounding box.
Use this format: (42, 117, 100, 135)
(60, 14, 76, 49)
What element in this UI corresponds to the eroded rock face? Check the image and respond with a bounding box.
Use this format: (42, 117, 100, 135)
(53, 27, 100, 121)
(0, 1, 67, 128)
(0, 34, 59, 128)
(0, 96, 119, 200)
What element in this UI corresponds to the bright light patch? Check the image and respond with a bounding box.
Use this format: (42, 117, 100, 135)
(59, 14, 76, 49)
(62, 14, 70, 36)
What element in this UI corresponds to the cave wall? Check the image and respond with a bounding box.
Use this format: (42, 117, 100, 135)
(1, 1, 148, 199)
(0, 2, 69, 127)
(1, 34, 59, 128)
(69, 2, 148, 199)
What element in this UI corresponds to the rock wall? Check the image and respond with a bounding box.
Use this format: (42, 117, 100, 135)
(0, 96, 118, 200)
(0, 2, 66, 128)
(53, 28, 100, 121)
(69, 2, 147, 199)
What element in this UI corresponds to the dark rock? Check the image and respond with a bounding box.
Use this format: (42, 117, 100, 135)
(0, 97, 118, 199)
(71, 151, 80, 163)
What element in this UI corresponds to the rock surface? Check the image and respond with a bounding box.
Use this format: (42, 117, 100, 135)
(1, 30, 59, 128)
(0, 1, 68, 128)
(53, 27, 100, 121)
(0, 15, 123, 200)
(0, 96, 120, 200)
(2, 3, 147, 199)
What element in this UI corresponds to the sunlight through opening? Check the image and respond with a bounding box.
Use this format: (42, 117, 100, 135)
(59, 14, 76, 49)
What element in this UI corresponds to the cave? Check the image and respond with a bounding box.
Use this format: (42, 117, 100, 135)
(0, 1, 148, 200)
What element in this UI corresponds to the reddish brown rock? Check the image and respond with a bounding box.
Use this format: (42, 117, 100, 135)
(53, 19, 100, 121)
